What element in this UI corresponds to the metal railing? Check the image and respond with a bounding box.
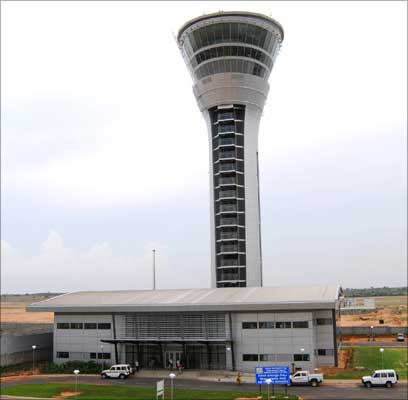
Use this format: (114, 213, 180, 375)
(218, 125, 235, 133)
(219, 163, 236, 171)
(217, 112, 234, 121)
(219, 232, 238, 240)
(219, 204, 237, 212)
(219, 191, 236, 199)
(219, 260, 239, 266)
(219, 138, 235, 146)
(220, 245, 239, 253)
(218, 274, 240, 281)
(219, 177, 236, 185)
(219, 218, 238, 225)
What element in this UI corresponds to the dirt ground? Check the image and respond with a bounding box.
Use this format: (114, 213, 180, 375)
(339, 307, 407, 327)
(1, 301, 54, 324)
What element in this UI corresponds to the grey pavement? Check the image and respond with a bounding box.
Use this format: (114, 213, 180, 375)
(1, 374, 407, 400)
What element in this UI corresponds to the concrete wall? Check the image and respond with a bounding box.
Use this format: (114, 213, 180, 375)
(54, 314, 114, 364)
(1, 332, 53, 367)
(231, 310, 336, 372)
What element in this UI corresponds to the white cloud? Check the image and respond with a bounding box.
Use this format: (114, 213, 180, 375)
(1, 232, 166, 293)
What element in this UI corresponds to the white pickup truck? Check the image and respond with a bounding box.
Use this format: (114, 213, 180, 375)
(289, 371, 324, 387)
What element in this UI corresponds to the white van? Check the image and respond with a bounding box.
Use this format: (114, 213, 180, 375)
(101, 364, 132, 379)
(361, 369, 399, 388)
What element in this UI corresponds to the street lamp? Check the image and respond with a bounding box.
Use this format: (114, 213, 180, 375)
(370, 325, 375, 341)
(31, 345, 37, 375)
(169, 373, 176, 400)
(380, 348, 384, 369)
(100, 344, 104, 370)
(73, 369, 79, 397)
(265, 378, 272, 399)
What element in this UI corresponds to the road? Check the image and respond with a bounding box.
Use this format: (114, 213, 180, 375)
(1, 374, 407, 400)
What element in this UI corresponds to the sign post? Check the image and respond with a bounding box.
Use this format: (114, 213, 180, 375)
(255, 366, 290, 398)
(156, 379, 164, 399)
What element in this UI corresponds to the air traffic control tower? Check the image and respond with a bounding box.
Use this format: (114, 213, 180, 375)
(178, 12, 284, 288)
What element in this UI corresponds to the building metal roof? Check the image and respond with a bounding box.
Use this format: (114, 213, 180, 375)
(27, 285, 342, 313)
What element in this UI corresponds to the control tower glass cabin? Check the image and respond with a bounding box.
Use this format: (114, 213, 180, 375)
(177, 12, 284, 288)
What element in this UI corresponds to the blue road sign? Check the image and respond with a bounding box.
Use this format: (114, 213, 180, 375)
(255, 366, 290, 385)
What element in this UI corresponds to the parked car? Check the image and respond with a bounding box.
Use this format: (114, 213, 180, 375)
(397, 333, 405, 342)
(361, 369, 399, 388)
(101, 364, 132, 379)
(288, 371, 324, 387)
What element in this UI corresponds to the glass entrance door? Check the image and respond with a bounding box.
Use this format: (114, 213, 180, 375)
(165, 351, 182, 369)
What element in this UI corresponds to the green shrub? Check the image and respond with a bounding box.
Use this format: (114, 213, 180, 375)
(40, 360, 101, 374)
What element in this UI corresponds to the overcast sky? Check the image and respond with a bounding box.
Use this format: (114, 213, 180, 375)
(1, 1, 406, 293)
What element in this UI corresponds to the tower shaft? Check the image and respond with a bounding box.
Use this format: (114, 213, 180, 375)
(178, 12, 284, 287)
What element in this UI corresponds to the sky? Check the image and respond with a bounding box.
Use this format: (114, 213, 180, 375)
(1, 1, 407, 293)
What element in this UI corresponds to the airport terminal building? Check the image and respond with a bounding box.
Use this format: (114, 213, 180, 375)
(28, 285, 342, 372)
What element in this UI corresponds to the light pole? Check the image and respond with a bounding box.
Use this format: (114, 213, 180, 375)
(100, 344, 104, 370)
(265, 378, 272, 399)
(31, 345, 37, 375)
(370, 325, 375, 341)
(153, 249, 156, 290)
(169, 373, 176, 400)
(73, 369, 79, 398)
(380, 348, 384, 369)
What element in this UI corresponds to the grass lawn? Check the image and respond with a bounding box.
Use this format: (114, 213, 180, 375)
(1, 383, 298, 400)
(326, 347, 408, 379)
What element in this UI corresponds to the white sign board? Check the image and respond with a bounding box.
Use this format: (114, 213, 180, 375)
(156, 379, 164, 399)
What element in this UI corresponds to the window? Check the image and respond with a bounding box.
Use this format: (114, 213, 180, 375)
(98, 352, 111, 359)
(316, 318, 332, 326)
(293, 321, 309, 329)
(373, 373, 380, 378)
(84, 323, 97, 329)
(97, 323, 111, 330)
(387, 372, 395, 378)
(242, 322, 257, 329)
(317, 349, 334, 356)
(90, 353, 96, 359)
(275, 321, 291, 329)
(70, 322, 83, 329)
(57, 323, 69, 329)
(57, 352, 69, 358)
(243, 354, 258, 361)
(259, 354, 274, 361)
(294, 354, 310, 361)
(259, 321, 274, 329)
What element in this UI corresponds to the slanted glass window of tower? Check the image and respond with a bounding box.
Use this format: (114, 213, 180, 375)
(188, 22, 277, 54)
(195, 58, 267, 80)
(191, 45, 273, 69)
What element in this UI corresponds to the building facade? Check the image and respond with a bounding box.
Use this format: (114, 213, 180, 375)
(28, 285, 342, 372)
(177, 12, 284, 288)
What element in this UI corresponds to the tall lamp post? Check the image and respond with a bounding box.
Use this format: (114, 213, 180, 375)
(31, 345, 37, 375)
(100, 344, 104, 370)
(169, 373, 176, 400)
(370, 325, 375, 341)
(265, 378, 272, 399)
(380, 348, 384, 369)
(73, 369, 79, 398)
